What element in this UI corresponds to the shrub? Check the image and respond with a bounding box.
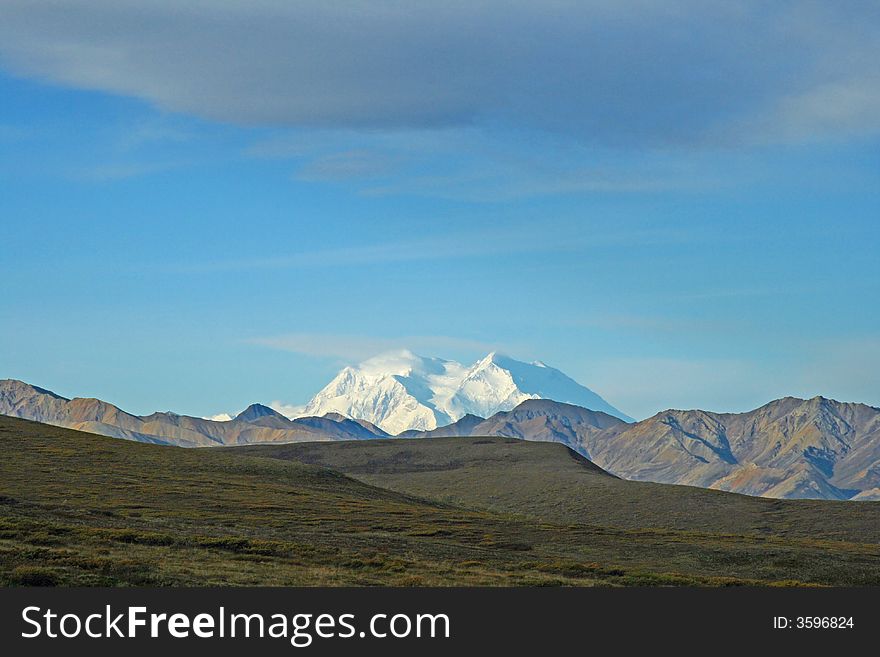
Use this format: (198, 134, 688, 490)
(8, 566, 61, 587)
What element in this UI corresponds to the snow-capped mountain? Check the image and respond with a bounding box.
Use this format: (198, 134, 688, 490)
(293, 350, 632, 434)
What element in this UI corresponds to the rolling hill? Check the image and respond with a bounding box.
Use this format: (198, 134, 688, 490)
(2, 415, 879, 587)
(234, 436, 880, 542)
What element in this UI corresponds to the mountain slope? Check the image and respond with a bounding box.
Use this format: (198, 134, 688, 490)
(0, 379, 381, 447)
(400, 397, 880, 500)
(410, 399, 626, 452)
(235, 403, 287, 423)
(296, 350, 632, 433)
(579, 396, 880, 500)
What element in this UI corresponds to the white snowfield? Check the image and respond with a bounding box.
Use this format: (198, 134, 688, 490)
(290, 350, 632, 434)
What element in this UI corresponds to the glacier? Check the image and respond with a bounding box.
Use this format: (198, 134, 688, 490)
(289, 350, 633, 434)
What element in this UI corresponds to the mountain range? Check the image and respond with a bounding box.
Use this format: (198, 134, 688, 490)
(290, 350, 633, 433)
(0, 379, 387, 447)
(419, 396, 880, 501)
(3, 353, 880, 501)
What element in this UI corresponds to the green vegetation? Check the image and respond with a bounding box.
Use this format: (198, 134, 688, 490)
(2, 417, 879, 587)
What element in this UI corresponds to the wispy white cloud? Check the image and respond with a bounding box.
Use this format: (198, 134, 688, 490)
(268, 402, 306, 419)
(357, 166, 718, 202)
(295, 149, 404, 181)
(165, 221, 699, 273)
(113, 117, 198, 152)
(65, 117, 207, 181)
(249, 125, 732, 200)
(248, 333, 501, 363)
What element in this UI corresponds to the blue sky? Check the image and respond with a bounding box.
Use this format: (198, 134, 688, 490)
(1, 1, 878, 420)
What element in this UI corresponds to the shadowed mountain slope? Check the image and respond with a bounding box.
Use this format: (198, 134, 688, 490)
(579, 397, 880, 500)
(405, 399, 625, 452)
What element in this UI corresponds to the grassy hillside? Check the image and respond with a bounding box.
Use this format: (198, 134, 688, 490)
(246, 437, 880, 542)
(2, 416, 879, 587)
(235, 437, 880, 585)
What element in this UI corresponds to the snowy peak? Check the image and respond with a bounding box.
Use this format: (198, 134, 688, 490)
(298, 361, 444, 435)
(293, 351, 632, 434)
(443, 353, 534, 420)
